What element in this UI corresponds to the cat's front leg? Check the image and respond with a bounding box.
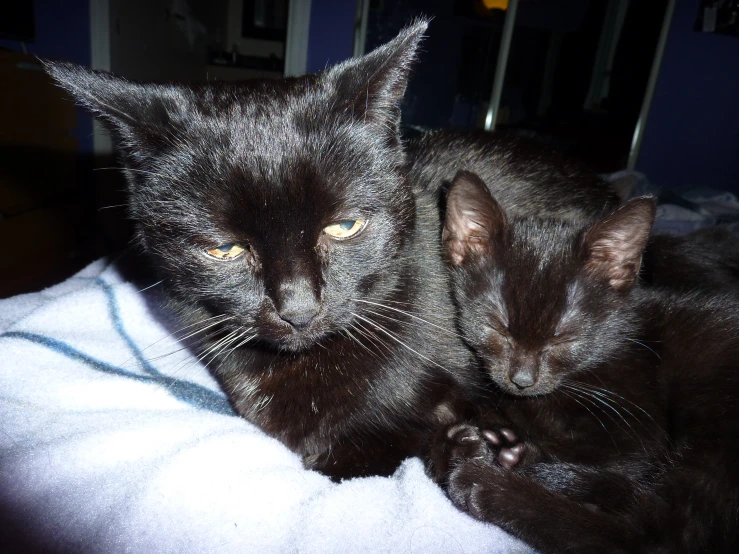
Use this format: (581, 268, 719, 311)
(304, 433, 421, 482)
(447, 459, 635, 554)
(427, 422, 494, 482)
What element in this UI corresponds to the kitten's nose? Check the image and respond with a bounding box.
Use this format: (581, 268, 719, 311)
(510, 366, 537, 389)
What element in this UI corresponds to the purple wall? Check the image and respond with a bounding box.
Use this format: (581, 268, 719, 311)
(0, 0, 93, 154)
(637, 0, 739, 192)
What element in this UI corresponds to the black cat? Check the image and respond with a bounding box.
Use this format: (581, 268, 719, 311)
(431, 170, 739, 553)
(643, 227, 739, 295)
(45, 21, 617, 481)
(406, 130, 619, 220)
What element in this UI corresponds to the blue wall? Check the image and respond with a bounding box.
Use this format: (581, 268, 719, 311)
(637, 0, 739, 193)
(306, 0, 355, 73)
(3, 0, 358, 152)
(0, 0, 93, 154)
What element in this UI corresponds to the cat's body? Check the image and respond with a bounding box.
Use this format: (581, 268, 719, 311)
(407, 130, 619, 220)
(410, 131, 739, 297)
(431, 171, 739, 553)
(643, 227, 739, 296)
(212, 179, 474, 478)
(45, 22, 619, 481)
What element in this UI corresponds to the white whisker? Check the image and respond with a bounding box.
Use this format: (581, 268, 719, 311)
(560, 388, 620, 452)
(351, 312, 453, 375)
(626, 338, 661, 360)
(563, 383, 644, 452)
(354, 298, 462, 338)
(137, 280, 164, 293)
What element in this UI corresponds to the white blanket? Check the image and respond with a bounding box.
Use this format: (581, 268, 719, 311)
(0, 260, 531, 553)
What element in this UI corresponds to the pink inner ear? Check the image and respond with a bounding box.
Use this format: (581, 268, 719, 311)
(443, 171, 506, 266)
(585, 238, 642, 290)
(584, 198, 655, 290)
(442, 205, 489, 266)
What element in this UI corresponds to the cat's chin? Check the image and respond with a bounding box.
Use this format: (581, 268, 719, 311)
(260, 329, 333, 354)
(493, 379, 559, 398)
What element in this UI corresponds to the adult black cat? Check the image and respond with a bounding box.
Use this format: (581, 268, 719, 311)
(431, 170, 739, 553)
(643, 227, 739, 295)
(45, 21, 617, 481)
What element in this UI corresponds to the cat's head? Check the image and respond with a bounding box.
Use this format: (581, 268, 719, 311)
(46, 21, 428, 353)
(443, 171, 655, 396)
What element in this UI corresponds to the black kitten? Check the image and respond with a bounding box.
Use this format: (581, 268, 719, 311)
(45, 21, 615, 481)
(431, 171, 739, 553)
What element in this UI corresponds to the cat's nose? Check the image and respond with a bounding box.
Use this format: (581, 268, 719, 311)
(279, 306, 319, 329)
(510, 366, 537, 389)
(272, 274, 321, 330)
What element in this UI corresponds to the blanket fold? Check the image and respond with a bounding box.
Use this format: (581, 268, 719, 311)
(0, 260, 530, 553)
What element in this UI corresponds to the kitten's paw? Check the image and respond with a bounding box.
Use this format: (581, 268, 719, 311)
(481, 427, 526, 469)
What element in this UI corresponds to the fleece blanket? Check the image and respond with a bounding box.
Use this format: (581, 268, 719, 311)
(0, 260, 531, 554)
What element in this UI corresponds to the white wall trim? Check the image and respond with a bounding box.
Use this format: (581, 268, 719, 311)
(627, 0, 676, 170)
(484, 0, 520, 131)
(353, 0, 370, 58)
(284, 0, 312, 76)
(89, 0, 113, 155)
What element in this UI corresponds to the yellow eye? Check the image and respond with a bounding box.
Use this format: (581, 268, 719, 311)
(205, 243, 246, 260)
(323, 219, 365, 239)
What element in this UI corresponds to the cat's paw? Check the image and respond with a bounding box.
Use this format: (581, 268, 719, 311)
(446, 458, 510, 522)
(428, 422, 493, 482)
(480, 426, 526, 469)
(445, 423, 493, 461)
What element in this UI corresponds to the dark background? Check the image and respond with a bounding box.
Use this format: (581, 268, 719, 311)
(1, 0, 738, 298)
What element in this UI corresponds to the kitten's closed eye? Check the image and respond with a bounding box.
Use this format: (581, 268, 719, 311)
(324, 219, 365, 240)
(205, 244, 247, 260)
(544, 335, 579, 350)
(485, 321, 511, 345)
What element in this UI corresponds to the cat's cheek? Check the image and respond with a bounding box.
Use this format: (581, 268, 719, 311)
(479, 361, 510, 392)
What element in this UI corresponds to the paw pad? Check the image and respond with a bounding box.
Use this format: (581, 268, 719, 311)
(482, 427, 525, 468)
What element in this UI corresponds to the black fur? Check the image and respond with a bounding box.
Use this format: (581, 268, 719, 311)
(45, 21, 616, 481)
(643, 227, 739, 295)
(431, 170, 739, 553)
(407, 130, 619, 220)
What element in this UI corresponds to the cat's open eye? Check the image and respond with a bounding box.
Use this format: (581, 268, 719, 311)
(204, 243, 246, 260)
(323, 219, 366, 240)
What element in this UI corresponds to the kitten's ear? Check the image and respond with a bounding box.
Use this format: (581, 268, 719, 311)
(584, 197, 656, 291)
(443, 171, 507, 266)
(44, 61, 176, 151)
(325, 18, 428, 131)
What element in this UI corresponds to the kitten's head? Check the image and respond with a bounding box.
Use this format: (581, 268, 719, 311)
(47, 21, 428, 352)
(443, 171, 655, 396)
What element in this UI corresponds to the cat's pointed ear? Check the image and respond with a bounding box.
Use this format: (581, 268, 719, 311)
(443, 171, 507, 266)
(44, 61, 175, 150)
(325, 18, 428, 130)
(584, 197, 656, 291)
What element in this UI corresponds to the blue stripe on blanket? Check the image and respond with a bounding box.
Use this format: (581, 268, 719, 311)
(0, 277, 235, 417)
(1, 331, 235, 416)
(96, 277, 168, 379)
